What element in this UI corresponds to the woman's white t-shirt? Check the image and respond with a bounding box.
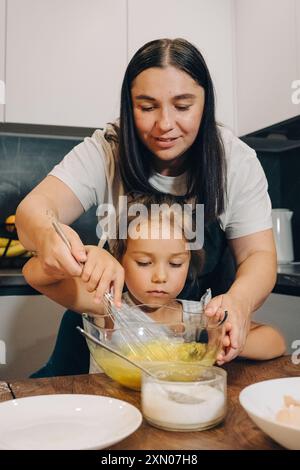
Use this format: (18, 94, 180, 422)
(49, 123, 272, 239)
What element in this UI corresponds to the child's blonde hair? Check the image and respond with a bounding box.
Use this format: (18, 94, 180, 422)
(109, 193, 205, 284)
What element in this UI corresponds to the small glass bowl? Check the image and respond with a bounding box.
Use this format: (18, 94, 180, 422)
(141, 363, 227, 431)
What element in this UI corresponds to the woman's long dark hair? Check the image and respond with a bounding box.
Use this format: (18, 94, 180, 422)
(116, 38, 226, 224)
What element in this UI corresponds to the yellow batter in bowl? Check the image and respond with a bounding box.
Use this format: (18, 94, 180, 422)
(89, 339, 219, 390)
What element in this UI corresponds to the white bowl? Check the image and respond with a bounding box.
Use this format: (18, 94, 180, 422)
(239, 377, 300, 449)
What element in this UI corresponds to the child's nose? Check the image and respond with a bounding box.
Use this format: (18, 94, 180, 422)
(151, 266, 167, 283)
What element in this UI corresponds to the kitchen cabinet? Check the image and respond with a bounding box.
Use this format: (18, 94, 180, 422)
(5, 0, 127, 128)
(254, 293, 300, 354)
(235, 0, 298, 136)
(2, 0, 298, 133)
(296, 0, 300, 91)
(0, 295, 64, 380)
(4, 0, 235, 130)
(0, 0, 5, 122)
(128, 0, 236, 131)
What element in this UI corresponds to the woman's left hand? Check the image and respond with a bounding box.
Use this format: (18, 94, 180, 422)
(80, 245, 125, 306)
(204, 292, 251, 364)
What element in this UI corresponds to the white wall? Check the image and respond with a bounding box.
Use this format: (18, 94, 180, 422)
(234, 0, 299, 136)
(0, 295, 64, 380)
(296, 0, 300, 80)
(2, 0, 300, 133)
(5, 0, 127, 127)
(3, 0, 236, 130)
(0, 0, 5, 122)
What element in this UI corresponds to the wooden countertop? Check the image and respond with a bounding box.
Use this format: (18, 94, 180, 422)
(1, 356, 299, 450)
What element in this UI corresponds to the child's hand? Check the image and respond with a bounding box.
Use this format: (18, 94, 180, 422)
(80, 245, 124, 306)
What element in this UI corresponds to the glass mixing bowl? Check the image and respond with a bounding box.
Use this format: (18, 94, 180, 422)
(82, 299, 227, 391)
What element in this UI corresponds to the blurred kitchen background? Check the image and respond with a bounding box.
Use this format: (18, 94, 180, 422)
(0, 0, 300, 379)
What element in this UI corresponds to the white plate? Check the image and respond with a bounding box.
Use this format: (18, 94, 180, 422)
(0, 394, 142, 450)
(239, 377, 300, 450)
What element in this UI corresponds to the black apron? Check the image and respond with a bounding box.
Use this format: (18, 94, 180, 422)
(30, 221, 236, 378)
(180, 220, 236, 300)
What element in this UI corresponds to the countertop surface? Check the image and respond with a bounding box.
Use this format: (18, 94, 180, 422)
(277, 263, 300, 278)
(0, 355, 298, 450)
(274, 263, 300, 295)
(1, 264, 300, 296)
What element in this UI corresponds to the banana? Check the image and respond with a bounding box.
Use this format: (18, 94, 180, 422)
(0, 240, 27, 257)
(0, 237, 20, 248)
(5, 215, 16, 233)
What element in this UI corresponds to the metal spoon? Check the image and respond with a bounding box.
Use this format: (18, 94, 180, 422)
(77, 326, 157, 378)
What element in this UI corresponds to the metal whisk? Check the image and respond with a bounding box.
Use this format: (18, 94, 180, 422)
(103, 292, 176, 361)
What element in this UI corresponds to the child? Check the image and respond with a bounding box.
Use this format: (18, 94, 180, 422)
(23, 194, 286, 364)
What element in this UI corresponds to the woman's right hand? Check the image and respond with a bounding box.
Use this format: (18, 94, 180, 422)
(35, 223, 87, 280)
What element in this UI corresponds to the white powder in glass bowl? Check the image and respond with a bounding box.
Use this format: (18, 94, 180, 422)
(141, 366, 227, 431)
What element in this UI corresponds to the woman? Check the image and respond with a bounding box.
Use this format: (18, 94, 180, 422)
(16, 38, 277, 367)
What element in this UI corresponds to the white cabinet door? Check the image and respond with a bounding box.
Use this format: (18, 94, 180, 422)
(0, 0, 5, 122)
(296, 0, 300, 101)
(0, 295, 64, 380)
(235, 0, 298, 136)
(128, 0, 236, 132)
(5, 0, 127, 127)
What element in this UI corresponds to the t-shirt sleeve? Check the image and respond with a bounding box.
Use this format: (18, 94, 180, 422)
(48, 136, 107, 212)
(222, 137, 272, 239)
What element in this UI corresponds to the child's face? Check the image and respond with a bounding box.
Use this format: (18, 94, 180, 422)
(121, 220, 191, 305)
